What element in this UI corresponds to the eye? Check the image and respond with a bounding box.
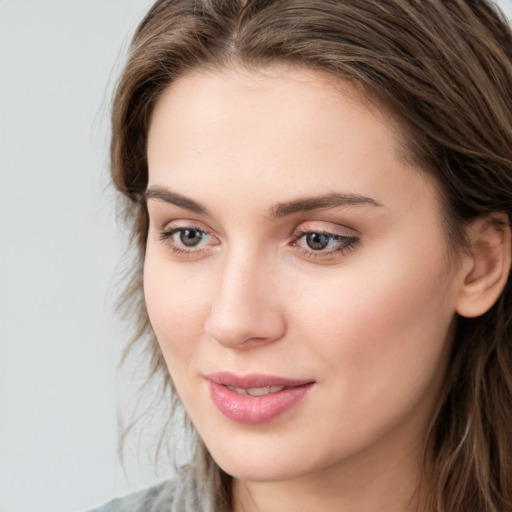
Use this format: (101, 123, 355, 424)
(158, 225, 218, 256)
(176, 228, 206, 247)
(302, 232, 338, 251)
(293, 229, 360, 260)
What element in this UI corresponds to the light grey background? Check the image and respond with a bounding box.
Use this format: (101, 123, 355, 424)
(0, 1, 165, 511)
(1, 1, 511, 511)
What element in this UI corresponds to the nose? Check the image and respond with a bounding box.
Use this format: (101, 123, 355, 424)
(204, 249, 287, 348)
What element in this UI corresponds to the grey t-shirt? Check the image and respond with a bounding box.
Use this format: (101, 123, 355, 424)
(88, 469, 215, 512)
(89, 481, 176, 512)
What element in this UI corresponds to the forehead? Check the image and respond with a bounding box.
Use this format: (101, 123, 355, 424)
(148, 65, 398, 156)
(146, 65, 436, 216)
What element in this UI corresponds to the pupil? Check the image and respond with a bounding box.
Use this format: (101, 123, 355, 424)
(180, 229, 204, 247)
(306, 233, 330, 250)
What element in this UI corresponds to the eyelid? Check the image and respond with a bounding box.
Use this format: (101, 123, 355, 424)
(159, 217, 213, 232)
(292, 220, 359, 238)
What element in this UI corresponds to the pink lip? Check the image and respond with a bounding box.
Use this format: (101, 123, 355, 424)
(205, 372, 315, 425)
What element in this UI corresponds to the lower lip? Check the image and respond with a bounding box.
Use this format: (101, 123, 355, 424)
(206, 380, 314, 424)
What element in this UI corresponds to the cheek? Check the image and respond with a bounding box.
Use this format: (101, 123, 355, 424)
(143, 250, 212, 365)
(289, 237, 456, 407)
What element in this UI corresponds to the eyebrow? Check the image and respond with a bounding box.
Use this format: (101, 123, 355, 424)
(144, 186, 208, 215)
(144, 185, 381, 217)
(271, 192, 382, 217)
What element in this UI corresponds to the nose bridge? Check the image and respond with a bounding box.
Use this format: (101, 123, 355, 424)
(205, 244, 285, 347)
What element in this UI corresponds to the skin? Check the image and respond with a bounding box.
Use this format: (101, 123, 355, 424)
(143, 65, 472, 512)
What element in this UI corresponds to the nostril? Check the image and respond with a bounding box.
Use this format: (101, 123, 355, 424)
(204, 257, 286, 347)
(205, 307, 286, 348)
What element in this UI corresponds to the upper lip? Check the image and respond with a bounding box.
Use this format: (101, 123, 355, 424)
(205, 371, 314, 388)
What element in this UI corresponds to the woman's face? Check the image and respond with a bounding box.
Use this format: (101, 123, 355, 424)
(144, 66, 465, 486)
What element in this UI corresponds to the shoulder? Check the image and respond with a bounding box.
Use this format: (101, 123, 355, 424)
(86, 461, 220, 512)
(87, 476, 188, 512)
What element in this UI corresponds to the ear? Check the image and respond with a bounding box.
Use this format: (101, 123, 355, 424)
(456, 213, 511, 318)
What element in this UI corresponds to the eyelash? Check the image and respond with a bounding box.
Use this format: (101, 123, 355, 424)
(292, 229, 360, 260)
(158, 226, 360, 261)
(158, 227, 213, 257)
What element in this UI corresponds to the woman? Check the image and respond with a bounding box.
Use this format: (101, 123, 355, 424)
(94, 0, 512, 510)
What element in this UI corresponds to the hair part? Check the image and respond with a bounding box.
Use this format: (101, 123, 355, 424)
(111, 1, 512, 510)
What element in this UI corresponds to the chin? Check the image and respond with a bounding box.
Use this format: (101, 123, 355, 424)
(214, 456, 305, 483)
(202, 434, 323, 483)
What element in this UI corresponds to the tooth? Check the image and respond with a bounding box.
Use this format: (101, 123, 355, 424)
(227, 385, 248, 395)
(246, 387, 269, 397)
(246, 386, 286, 396)
(225, 385, 287, 396)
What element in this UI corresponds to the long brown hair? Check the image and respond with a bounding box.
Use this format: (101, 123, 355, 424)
(110, 1, 512, 510)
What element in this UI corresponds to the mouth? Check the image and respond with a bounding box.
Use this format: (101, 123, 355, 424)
(225, 385, 288, 396)
(205, 372, 315, 424)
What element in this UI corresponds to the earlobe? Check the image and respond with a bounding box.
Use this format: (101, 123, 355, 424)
(456, 213, 511, 318)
